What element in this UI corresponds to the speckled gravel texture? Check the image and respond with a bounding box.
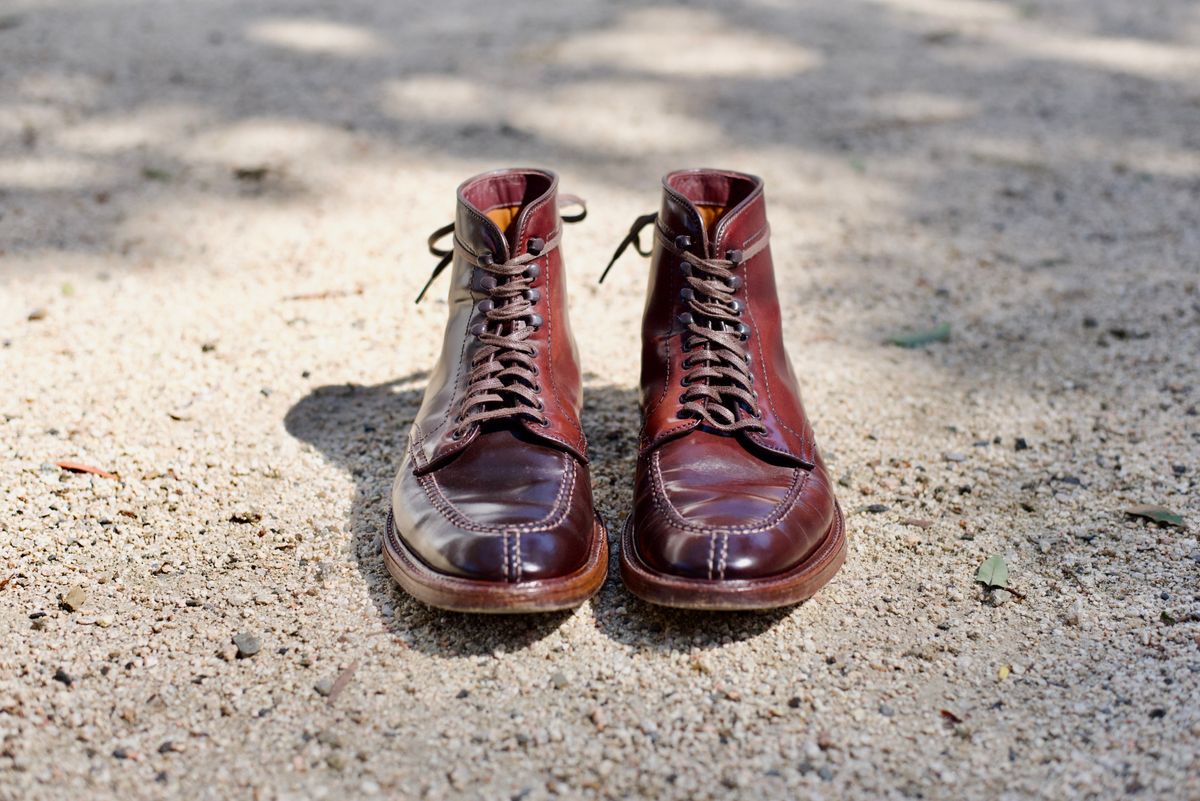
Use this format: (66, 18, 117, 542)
(2, 1, 1199, 799)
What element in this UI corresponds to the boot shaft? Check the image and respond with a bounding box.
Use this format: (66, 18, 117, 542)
(410, 169, 586, 473)
(639, 169, 815, 466)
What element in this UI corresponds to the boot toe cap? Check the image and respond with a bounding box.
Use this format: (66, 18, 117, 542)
(392, 433, 597, 583)
(632, 449, 836, 581)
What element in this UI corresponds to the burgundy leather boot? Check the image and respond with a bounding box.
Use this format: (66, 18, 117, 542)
(387, 168, 607, 613)
(603, 169, 846, 609)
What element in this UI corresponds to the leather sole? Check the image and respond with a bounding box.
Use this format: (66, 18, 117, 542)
(383, 510, 609, 614)
(619, 502, 847, 611)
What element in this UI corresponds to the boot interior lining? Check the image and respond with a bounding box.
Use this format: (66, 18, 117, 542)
(696, 204, 728, 232)
(485, 205, 522, 235)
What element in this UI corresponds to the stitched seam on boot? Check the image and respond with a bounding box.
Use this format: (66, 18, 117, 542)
(415, 443, 577, 534)
(740, 241, 807, 457)
(535, 230, 587, 453)
(649, 450, 808, 535)
(718, 532, 729, 580)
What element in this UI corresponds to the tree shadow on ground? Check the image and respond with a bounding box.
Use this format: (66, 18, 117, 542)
(284, 374, 795, 655)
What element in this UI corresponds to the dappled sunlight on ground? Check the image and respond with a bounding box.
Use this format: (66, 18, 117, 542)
(1, 0, 1198, 798)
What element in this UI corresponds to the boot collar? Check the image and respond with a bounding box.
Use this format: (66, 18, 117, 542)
(456, 168, 560, 261)
(660, 169, 767, 257)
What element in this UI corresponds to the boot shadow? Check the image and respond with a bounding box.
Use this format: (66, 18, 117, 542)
(284, 373, 572, 656)
(284, 375, 792, 655)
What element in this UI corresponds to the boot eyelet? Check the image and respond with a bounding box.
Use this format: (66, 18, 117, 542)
(478, 252, 494, 267)
(526, 237, 545, 256)
(674, 235, 692, 250)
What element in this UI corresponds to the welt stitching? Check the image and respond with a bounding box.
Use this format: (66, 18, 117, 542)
(718, 533, 729, 580)
(511, 532, 520, 582)
(502, 530, 511, 581)
(706, 533, 715, 581)
(649, 450, 808, 534)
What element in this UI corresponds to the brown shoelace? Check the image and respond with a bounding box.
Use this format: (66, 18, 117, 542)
(417, 198, 585, 439)
(602, 215, 769, 434)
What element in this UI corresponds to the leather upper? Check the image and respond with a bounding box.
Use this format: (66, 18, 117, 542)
(409, 170, 587, 473)
(631, 169, 837, 581)
(392, 169, 595, 582)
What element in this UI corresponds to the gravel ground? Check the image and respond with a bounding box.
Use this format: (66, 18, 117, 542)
(2, 1, 1199, 799)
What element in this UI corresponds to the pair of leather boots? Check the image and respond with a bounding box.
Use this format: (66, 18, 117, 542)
(387, 168, 845, 613)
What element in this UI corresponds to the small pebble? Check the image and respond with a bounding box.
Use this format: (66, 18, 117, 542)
(314, 678, 335, 697)
(232, 632, 262, 659)
(61, 584, 87, 612)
